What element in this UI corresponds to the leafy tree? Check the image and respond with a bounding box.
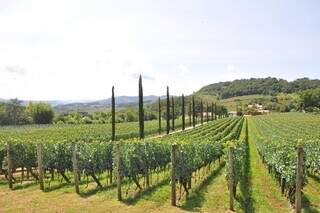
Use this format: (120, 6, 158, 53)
(26, 102, 54, 124)
(299, 88, 320, 112)
(126, 111, 137, 122)
(6, 99, 28, 125)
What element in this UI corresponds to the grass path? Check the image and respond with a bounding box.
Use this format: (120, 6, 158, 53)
(247, 117, 292, 213)
(303, 174, 320, 212)
(181, 162, 231, 212)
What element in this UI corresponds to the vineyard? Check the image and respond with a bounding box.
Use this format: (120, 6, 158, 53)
(0, 113, 320, 212)
(0, 118, 189, 143)
(250, 113, 320, 211)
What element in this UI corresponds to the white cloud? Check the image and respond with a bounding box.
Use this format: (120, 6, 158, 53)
(177, 64, 190, 76)
(226, 64, 236, 72)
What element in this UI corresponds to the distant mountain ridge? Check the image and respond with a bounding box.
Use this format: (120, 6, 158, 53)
(53, 95, 165, 113)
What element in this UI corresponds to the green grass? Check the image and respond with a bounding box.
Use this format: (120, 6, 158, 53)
(0, 168, 174, 213)
(246, 117, 292, 212)
(181, 162, 229, 212)
(302, 174, 320, 212)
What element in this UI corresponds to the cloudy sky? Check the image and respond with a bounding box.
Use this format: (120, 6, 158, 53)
(0, 0, 319, 100)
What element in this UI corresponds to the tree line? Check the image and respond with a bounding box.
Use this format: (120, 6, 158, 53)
(112, 75, 227, 139)
(0, 99, 54, 125)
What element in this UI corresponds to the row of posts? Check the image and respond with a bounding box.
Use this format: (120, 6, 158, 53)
(5, 142, 304, 212)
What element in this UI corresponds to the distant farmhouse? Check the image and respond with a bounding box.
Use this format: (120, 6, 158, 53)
(247, 104, 270, 115)
(202, 112, 212, 117)
(228, 111, 238, 117)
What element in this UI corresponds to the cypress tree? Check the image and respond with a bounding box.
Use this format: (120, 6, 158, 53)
(192, 96, 195, 127)
(139, 75, 144, 139)
(171, 96, 175, 131)
(189, 102, 192, 127)
(206, 102, 209, 123)
(214, 103, 217, 120)
(211, 103, 214, 121)
(158, 97, 161, 134)
(200, 100, 203, 125)
(111, 86, 115, 141)
(182, 94, 185, 130)
(166, 86, 170, 134)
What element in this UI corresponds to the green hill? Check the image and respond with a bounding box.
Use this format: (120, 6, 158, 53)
(197, 77, 320, 99)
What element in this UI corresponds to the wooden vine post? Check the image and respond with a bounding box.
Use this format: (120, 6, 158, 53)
(7, 142, 13, 189)
(228, 146, 235, 211)
(295, 145, 303, 213)
(37, 143, 44, 191)
(72, 142, 80, 194)
(171, 143, 177, 206)
(116, 143, 122, 201)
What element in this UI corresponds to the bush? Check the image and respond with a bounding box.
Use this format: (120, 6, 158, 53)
(26, 102, 54, 124)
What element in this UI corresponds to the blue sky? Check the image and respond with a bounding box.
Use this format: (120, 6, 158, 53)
(0, 0, 319, 100)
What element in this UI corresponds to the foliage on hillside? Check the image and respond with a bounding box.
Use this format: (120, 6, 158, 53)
(197, 77, 320, 99)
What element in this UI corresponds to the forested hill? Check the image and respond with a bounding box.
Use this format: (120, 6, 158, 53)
(197, 77, 320, 99)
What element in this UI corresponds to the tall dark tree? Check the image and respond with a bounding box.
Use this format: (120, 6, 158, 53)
(206, 102, 209, 123)
(192, 96, 196, 127)
(211, 103, 214, 121)
(171, 96, 175, 131)
(182, 94, 185, 130)
(111, 86, 116, 141)
(158, 97, 161, 134)
(166, 86, 170, 134)
(189, 102, 192, 127)
(214, 103, 217, 120)
(200, 100, 204, 125)
(139, 75, 144, 139)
